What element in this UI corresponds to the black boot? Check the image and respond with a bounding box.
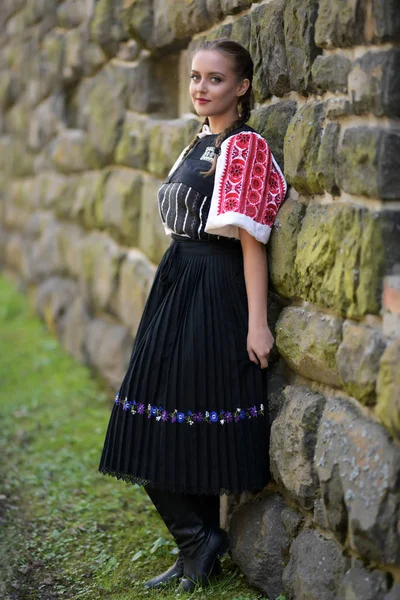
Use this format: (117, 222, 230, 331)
(144, 486, 229, 591)
(143, 552, 184, 589)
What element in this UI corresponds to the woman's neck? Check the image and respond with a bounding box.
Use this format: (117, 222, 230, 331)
(208, 112, 240, 135)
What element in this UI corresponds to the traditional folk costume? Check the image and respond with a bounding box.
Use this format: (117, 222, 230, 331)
(98, 123, 287, 497)
(99, 122, 286, 591)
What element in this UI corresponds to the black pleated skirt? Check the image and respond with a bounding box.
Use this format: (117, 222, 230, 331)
(98, 236, 271, 495)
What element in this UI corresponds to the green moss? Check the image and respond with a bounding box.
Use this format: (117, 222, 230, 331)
(284, 102, 325, 194)
(294, 204, 385, 318)
(0, 274, 270, 599)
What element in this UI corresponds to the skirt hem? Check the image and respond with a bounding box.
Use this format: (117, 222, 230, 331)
(98, 467, 267, 497)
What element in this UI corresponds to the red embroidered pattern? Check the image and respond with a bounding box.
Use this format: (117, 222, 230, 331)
(217, 133, 286, 226)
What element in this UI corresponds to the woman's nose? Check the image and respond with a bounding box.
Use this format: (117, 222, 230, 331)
(196, 78, 208, 93)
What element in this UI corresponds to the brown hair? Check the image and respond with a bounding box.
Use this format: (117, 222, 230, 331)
(184, 38, 254, 176)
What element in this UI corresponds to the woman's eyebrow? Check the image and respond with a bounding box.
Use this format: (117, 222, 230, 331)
(191, 69, 225, 76)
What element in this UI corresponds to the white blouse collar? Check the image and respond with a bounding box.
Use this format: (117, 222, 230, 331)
(197, 123, 215, 138)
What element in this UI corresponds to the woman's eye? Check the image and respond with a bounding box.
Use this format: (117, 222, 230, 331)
(190, 74, 200, 81)
(211, 77, 222, 83)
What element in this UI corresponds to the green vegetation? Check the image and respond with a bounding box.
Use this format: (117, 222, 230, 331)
(0, 274, 277, 599)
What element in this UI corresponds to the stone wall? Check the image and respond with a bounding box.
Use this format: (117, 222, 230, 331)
(0, 1, 399, 598)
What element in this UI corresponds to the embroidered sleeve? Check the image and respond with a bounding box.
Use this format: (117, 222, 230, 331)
(204, 131, 287, 244)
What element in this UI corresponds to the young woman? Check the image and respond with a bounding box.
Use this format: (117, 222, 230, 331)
(98, 38, 287, 592)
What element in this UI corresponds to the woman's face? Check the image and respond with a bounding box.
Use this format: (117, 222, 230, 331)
(190, 50, 248, 123)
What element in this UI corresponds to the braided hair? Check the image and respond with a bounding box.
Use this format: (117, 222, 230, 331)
(183, 38, 254, 177)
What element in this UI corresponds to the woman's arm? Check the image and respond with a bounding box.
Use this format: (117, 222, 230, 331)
(239, 228, 274, 369)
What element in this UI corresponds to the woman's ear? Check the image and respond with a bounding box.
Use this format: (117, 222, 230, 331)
(237, 78, 250, 98)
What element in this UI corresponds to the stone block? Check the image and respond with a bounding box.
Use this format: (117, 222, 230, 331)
(337, 322, 387, 405)
(0, 137, 35, 177)
(294, 204, 398, 318)
(284, 0, 321, 93)
(148, 116, 200, 179)
(89, 0, 127, 57)
(0, 0, 25, 29)
(284, 102, 325, 194)
(338, 561, 389, 600)
(26, 31, 65, 106)
(84, 317, 133, 389)
(317, 122, 341, 195)
(69, 171, 108, 229)
(56, 222, 86, 278)
(120, 0, 154, 47)
(376, 338, 400, 441)
(337, 128, 400, 200)
(0, 71, 19, 111)
(50, 129, 90, 173)
(139, 174, 171, 264)
(248, 101, 297, 169)
(250, 1, 290, 101)
(282, 529, 350, 600)
(315, 0, 368, 48)
(116, 249, 156, 335)
(97, 169, 143, 247)
(384, 584, 400, 600)
(56, 1, 89, 29)
(62, 27, 86, 84)
(348, 50, 400, 118)
(312, 54, 352, 93)
(315, 396, 400, 563)
(77, 231, 125, 314)
(268, 198, 306, 298)
(60, 296, 91, 363)
(83, 70, 125, 168)
(270, 385, 326, 509)
(28, 218, 67, 283)
(152, 0, 214, 51)
(114, 113, 148, 170)
(4, 100, 29, 138)
(229, 490, 291, 600)
(28, 94, 66, 151)
(276, 307, 343, 387)
(104, 54, 174, 118)
(24, 0, 57, 27)
(34, 276, 79, 337)
(371, 0, 400, 43)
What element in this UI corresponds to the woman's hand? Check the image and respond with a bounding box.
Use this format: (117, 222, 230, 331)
(247, 325, 274, 369)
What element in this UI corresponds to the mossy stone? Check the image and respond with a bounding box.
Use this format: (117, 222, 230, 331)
(121, 0, 154, 46)
(114, 112, 149, 170)
(249, 101, 297, 169)
(284, 0, 321, 93)
(148, 117, 200, 179)
(376, 338, 400, 440)
(295, 204, 385, 318)
(316, 122, 340, 195)
(97, 169, 143, 247)
(337, 128, 400, 200)
(315, 0, 367, 49)
(90, 0, 127, 57)
(250, 1, 289, 102)
(268, 198, 306, 298)
(84, 72, 125, 168)
(284, 102, 325, 194)
(337, 322, 387, 405)
(276, 306, 343, 386)
(312, 54, 352, 93)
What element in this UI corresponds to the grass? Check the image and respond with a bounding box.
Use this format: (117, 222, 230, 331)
(0, 273, 283, 600)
